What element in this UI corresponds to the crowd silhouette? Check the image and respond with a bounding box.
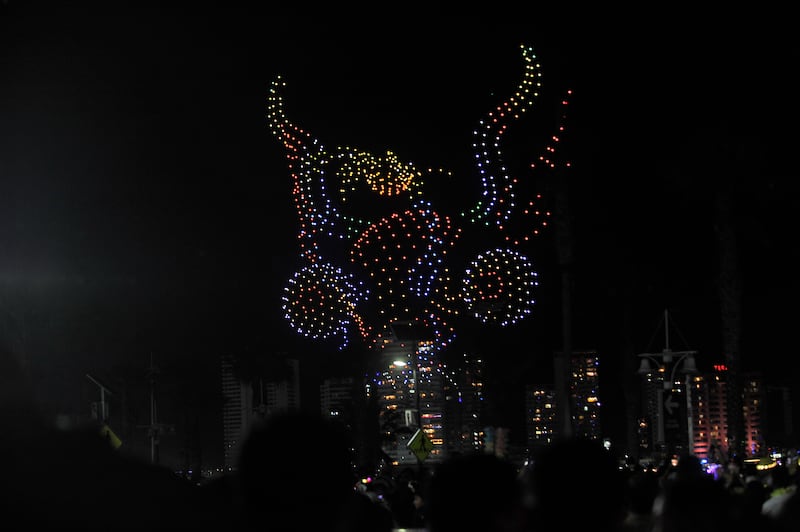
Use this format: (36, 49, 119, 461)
(4, 341, 799, 531)
(2, 342, 209, 530)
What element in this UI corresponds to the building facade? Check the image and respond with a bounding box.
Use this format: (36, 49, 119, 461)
(221, 354, 252, 471)
(523, 350, 602, 453)
(443, 353, 486, 455)
(366, 321, 447, 469)
(524, 385, 557, 453)
(688, 365, 765, 461)
(220, 355, 301, 471)
(570, 351, 602, 440)
(320, 376, 356, 425)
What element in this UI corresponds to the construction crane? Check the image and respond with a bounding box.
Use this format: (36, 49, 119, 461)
(137, 353, 173, 465)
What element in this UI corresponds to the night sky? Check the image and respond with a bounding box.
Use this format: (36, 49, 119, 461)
(2, 3, 799, 466)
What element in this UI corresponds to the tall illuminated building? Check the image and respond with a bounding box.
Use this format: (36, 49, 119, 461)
(742, 373, 766, 456)
(569, 350, 603, 440)
(366, 320, 447, 469)
(638, 363, 665, 458)
(688, 365, 765, 461)
(688, 368, 726, 461)
(525, 385, 557, 453)
(524, 350, 602, 448)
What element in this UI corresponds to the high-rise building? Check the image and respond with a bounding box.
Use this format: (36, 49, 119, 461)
(221, 354, 252, 472)
(742, 373, 766, 456)
(220, 355, 301, 471)
(524, 350, 602, 448)
(688, 367, 727, 462)
(764, 385, 794, 448)
(570, 351, 602, 440)
(259, 358, 301, 415)
(320, 376, 356, 428)
(443, 353, 485, 455)
(639, 366, 663, 457)
(637, 350, 694, 462)
(366, 320, 447, 469)
(524, 385, 557, 453)
(688, 365, 765, 461)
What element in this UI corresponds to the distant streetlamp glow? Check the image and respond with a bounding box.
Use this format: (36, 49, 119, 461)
(393, 359, 422, 430)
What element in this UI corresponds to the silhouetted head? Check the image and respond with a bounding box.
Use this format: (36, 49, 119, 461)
(626, 469, 660, 516)
(654, 473, 738, 532)
(674, 453, 704, 480)
(237, 410, 356, 531)
(524, 437, 626, 532)
(426, 452, 525, 532)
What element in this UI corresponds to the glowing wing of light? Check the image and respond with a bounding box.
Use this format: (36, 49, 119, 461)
(461, 44, 542, 228)
(268, 77, 340, 263)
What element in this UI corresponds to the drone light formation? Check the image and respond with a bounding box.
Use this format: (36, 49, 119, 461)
(268, 43, 571, 353)
(461, 247, 539, 327)
(281, 262, 368, 349)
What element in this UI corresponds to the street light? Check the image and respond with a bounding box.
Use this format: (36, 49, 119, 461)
(637, 349, 698, 391)
(86, 373, 113, 423)
(637, 310, 699, 461)
(393, 357, 428, 475)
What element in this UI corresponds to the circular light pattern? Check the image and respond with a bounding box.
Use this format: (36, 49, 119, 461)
(282, 262, 369, 349)
(461, 248, 539, 326)
(350, 203, 460, 307)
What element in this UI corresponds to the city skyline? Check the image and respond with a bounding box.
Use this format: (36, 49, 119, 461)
(2, 5, 799, 468)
